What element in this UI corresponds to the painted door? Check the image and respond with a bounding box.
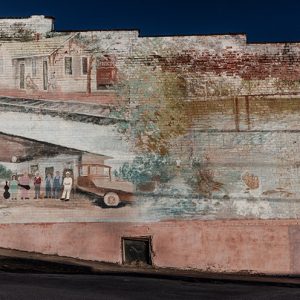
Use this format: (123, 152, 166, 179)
(45, 167, 54, 177)
(43, 61, 48, 90)
(19, 63, 25, 89)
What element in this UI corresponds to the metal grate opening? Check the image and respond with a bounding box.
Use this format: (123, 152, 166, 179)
(122, 237, 152, 266)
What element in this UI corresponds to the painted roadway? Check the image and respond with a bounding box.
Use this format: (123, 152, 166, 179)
(0, 193, 142, 223)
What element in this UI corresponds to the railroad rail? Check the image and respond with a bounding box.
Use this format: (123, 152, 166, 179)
(0, 97, 128, 125)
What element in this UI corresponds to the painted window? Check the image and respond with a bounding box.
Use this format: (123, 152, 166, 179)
(30, 165, 38, 175)
(64, 57, 72, 75)
(81, 57, 88, 75)
(32, 58, 37, 77)
(45, 167, 54, 177)
(19, 63, 25, 89)
(90, 166, 97, 175)
(80, 166, 88, 176)
(0, 59, 4, 74)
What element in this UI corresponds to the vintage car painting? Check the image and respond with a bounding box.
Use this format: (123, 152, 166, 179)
(77, 163, 135, 207)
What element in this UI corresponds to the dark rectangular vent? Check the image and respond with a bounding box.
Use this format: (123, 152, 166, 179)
(122, 237, 152, 266)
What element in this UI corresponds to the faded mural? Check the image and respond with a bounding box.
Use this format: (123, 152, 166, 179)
(1, 16, 300, 223)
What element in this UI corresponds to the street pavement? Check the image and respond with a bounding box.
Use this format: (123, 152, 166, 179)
(0, 272, 300, 300)
(0, 249, 300, 299)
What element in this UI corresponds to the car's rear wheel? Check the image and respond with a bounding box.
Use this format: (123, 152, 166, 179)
(103, 192, 120, 207)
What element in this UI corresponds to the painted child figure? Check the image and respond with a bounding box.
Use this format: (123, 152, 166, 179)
(61, 172, 72, 201)
(45, 173, 53, 199)
(10, 175, 18, 200)
(34, 172, 42, 199)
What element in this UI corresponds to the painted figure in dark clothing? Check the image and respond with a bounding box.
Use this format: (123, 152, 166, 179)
(34, 172, 42, 199)
(53, 171, 62, 199)
(45, 173, 53, 198)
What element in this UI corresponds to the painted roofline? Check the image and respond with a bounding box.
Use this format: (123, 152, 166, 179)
(0, 15, 299, 44)
(56, 30, 300, 44)
(0, 15, 55, 20)
(247, 40, 300, 45)
(139, 32, 247, 38)
(57, 29, 245, 38)
(48, 32, 79, 56)
(11, 33, 79, 59)
(0, 131, 112, 160)
(57, 29, 140, 33)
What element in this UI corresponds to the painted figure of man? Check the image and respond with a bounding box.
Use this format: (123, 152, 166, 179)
(61, 172, 72, 201)
(34, 172, 42, 199)
(10, 175, 18, 200)
(19, 172, 30, 200)
(53, 171, 62, 199)
(45, 173, 53, 199)
(48, 72, 56, 91)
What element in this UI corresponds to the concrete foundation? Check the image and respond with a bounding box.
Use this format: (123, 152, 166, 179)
(0, 219, 298, 275)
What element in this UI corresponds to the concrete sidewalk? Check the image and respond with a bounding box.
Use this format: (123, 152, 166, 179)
(0, 248, 299, 287)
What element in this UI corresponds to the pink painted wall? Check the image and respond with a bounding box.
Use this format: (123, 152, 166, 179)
(0, 219, 297, 275)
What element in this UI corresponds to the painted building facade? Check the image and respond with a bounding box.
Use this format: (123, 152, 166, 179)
(1, 16, 300, 274)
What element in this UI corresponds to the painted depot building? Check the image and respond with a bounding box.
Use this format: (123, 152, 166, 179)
(0, 133, 135, 204)
(3, 15, 300, 275)
(0, 16, 136, 103)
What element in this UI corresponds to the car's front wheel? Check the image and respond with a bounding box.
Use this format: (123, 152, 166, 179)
(103, 192, 120, 207)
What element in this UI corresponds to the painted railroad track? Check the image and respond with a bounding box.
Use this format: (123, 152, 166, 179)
(0, 97, 127, 125)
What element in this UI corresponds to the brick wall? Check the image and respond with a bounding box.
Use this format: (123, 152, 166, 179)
(132, 35, 300, 99)
(123, 34, 300, 219)
(0, 15, 53, 40)
(0, 20, 300, 218)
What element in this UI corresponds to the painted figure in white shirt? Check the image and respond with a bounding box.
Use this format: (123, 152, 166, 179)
(61, 172, 72, 201)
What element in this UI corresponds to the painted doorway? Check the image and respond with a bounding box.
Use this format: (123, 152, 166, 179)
(45, 166, 54, 177)
(19, 63, 25, 89)
(43, 61, 48, 90)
